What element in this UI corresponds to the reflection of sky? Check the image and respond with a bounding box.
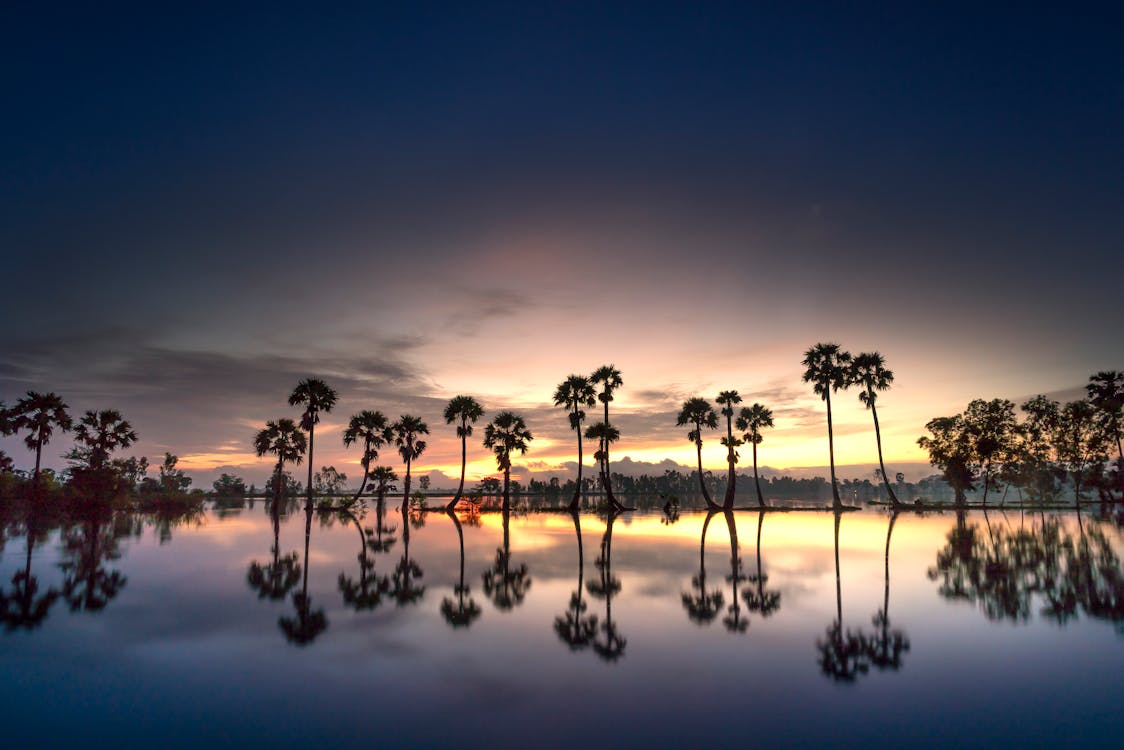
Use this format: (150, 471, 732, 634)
(1, 506, 1121, 748)
(2, 6, 1122, 487)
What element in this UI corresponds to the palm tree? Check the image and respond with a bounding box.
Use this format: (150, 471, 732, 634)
(369, 465, 399, 513)
(482, 411, 533, 512)
(10, 392, 72, 480)
(1087, 371, 1123, 466)
(736, 403, 774, 509)
(716, 391, 743, 508)
(850, 352, 901, 507)
(590, 365, 627, 510)
(554, 375, 596, 511)
(444, 395, 485, 512)
(677, 397, 720, 509)
(391, 415, 429, 506)
(342, 410, 390, 505)
(802, 343, 853, 508)
(71, 410, 138, 470)
(254, 419, 307, 504)
(288, 378, 338, 508)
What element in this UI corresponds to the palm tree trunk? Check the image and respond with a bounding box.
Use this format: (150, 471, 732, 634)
(403, 457, 412, 506)
(753, 441, 766, 509)
(755, 509, 765, 600)
(502, 467, 511, 512)
(33, 435, 43, 480)
(724, 413, 736, 509)
(570, 409, 583, 512)
(871, 403, 900, 505)
(982, 461, 991, 506)
(306, 424, 315, 511)
(350, 443, 370, 505)
(696, 439, 716, 508)
(826, 390, 841, 508)
(447, 431, 468, 513)
(883, 512, 897, 620)
(833, 510, 842, 623)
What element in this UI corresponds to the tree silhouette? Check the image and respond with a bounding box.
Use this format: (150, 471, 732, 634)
(554, 374, 597, 511)
(389, 499, 425, 606)
(443, 395, 485, 513)
(58, 515, 128, 612)
(482, 411, 533, 512)
(368, 469, 399, 553)
(736, 404, 774, 509)
(288, 378, 338, 510)
(482, 509, 531, 610)
(1054, 399, 1109, 502)
(342, 410, 390, 505)
(677, 397, 719, 509)
(69, 409, 138, 470)
(587, 509, 626, 661)
(279, 503, 328, 645)
(441, 509, 482, 628)
(918, 415, 976, 504)
(337, 507, 389, 612)
(716, 390, 743, 509)
(1087, 371, 1123, 469)
(0, 524, 59, 631)
(391, 414, 428, 508)
(590, 365, 629, 511)
(962, 399, 1018, 505)
(850, 352, 902, 507)
(682, 510, 724, 624)
(742, 510, 781, 619)
(802, 343, 853, 508)
(816, 511, 870, 682)
(554, 511, 597, 650)
(10, 391, 72, 481)
(254, 419, 307, 505)
(865, 512, 910, 671)
(722, 511, 747, 633)
(247, 501, 301, 600)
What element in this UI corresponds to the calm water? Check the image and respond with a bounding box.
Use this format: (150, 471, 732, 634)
(2, 500, 1122, 749)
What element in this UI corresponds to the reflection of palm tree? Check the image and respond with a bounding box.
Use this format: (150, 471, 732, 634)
(554, 511, 597, 649)
(736, 404, 774, 509)
(588, 509, 626, 661)
(288, 378, 338, 510)
(441, 510, 482, 628)
(683, 510, 724, 624)
(816, 511, 870, 681)
(342, 410, 390, 505)
(444, 396, 485, 512)
(389, 500, 425, 606)
(716, 391, 743, 509)
(865, 512, 909, 670)
(369, 490, 398, 554)
(802, 343, 853, 508)
(677, 397, 720, 510)
(337, 507, 389, 611)
(742, 510, 781, 618)
(482, 411, 533, 512)
(279, 503, 328, 645)
(590, 365, 630, 512)
(850, 352, 902, 506)
(554, 375, 597, 512)
(722, 511, 747, 633)
(0, 529, 59, 631)
(247, 502, 301, 600)
(59, 516, 127, 612)
(482, 510, 531, 610)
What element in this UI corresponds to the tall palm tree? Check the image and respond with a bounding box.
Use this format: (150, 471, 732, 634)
(554, 374, 596, 511)
(288, 378, 338, 508)
(802, 343, 853, 509)
(590, 365, 626, 510)
(736, 403, 774, 509)
(10, 392, 72, 480)
(342, 410, 389, 505)
(716, 390, 743, 509)
(254, 418, 307, 504)
(444, 395, 485, 512)
(71, 410, 138, 470)
(482, 411, 533, 512)
(850, 352, 901, 507)
(677, 397, 720, 509)
(391, 415, 429, 506)
(1087, 371, 1123, 466)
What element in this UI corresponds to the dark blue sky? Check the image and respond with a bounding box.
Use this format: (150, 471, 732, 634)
(2, 3, 1122, 480)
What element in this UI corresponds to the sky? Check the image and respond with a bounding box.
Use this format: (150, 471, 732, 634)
(2, 3, 1122, 487)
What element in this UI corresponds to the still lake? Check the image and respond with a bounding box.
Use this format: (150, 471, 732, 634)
(2, 500, 1121, 749)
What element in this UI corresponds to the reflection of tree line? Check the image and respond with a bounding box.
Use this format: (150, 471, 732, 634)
(929, 509, 1124, 630)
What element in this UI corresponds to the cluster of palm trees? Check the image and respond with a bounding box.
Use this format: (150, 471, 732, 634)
(0, 391, 138, 489)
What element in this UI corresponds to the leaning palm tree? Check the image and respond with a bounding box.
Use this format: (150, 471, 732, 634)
(590, 365, 627, 510)
(716, 390, 743, 508)
(802, 343, 853, 508)
(554, 374, 597, 511)
(1087, 371, 1123, 467)
(850, 352, 901, 507)
(444, 395, 485, 512)
(342, 410, 390, 505)
(10, 392, 72, 480)
(482, 411, 533, 512)
(288, 378, 338, 508)
(390, 415, 428, 505)
(736, 403, 774, 509)
(254, 419, 307, 504)
(677, 397, 720, 509)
